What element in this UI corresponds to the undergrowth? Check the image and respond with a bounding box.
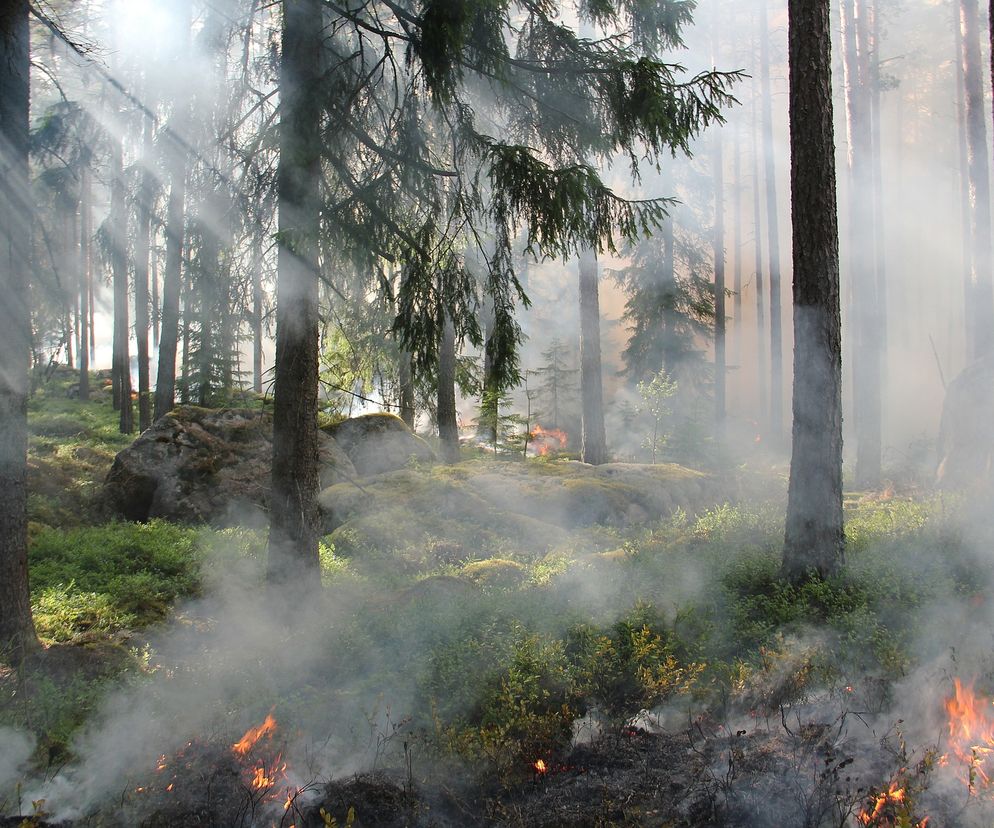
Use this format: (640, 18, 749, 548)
(4, 386, 980, 795)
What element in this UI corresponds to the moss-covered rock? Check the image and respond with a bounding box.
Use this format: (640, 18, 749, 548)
(322, 412, 435, 475)
(104, 406, 356, 524)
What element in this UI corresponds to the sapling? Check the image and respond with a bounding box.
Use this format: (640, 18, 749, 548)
(637, 370, 678, 464)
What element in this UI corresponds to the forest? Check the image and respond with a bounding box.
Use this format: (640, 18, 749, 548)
(2, 0, 994, 825)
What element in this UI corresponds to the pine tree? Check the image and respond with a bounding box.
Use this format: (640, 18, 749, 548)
(0, 0, 39, 662)
(782, 0, 844, 581)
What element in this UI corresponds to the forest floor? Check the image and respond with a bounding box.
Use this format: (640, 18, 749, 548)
(2, 371, 992, 827)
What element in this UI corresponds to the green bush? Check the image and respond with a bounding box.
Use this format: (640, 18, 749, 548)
(29, 521, 202, 635)
(32, 583, 135, 642)
(568, 603, 702, 729)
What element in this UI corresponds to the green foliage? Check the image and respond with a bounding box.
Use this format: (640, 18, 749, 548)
(531, 338, 579, 432)
(32, 583, 136, 642)
(636, 369, 677, 463)
(429, 625, 578, 774)
(568, 603, 702, 728)
(29, 521, 203, 636)
(475, 388, 526, 455)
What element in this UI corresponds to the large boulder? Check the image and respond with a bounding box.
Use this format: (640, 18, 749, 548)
(322, 412, 435, 476)
(104, 406, 356, 524)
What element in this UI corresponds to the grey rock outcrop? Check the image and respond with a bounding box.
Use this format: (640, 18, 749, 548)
(322, 412, 435, 476)
(104, 406, 355, 524)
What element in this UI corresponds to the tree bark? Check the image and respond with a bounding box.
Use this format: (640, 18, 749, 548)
(252, 192, 265, 395)
(398, 348, 415, 427)
(77, 168, 90, 400)
(731, 118, 743, 372)
(0, 0, 39, 662)
(712, 107, 726, 431)
(659, 163, 677, 376)
(437, 315, 460, 463)
(152, 237, 159, 349)
(578, 248, 606, 464)
(759, 0, 784, 439)
(961, 0, 994, 357)
(267, 0, 324, 584)
(868, 0, 887, 368)
(111, 138, 134, 434)
(135, 112, 154, 431)
(842, 0, 882, 487)
(154, 0, 192, 421)
(751, 77, 768, 425)
(955, 0, 973, 352)
(782, 0, 844, 580)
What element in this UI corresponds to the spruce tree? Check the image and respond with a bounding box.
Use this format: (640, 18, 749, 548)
(268, 0, 737, 575)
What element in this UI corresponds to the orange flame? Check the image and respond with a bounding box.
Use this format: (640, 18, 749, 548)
(531, 425, 567, 456)
(249, 754, 288, 791)
(944, 678, 994, 791)
(857, 782, 905, 825)
(533, 759, 547, 774)
(232, 710, 277, 756)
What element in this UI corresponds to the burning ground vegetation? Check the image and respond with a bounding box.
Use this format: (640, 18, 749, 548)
(9, 488, 994, 825)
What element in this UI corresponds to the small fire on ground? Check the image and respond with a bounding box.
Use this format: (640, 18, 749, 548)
(856, 780, 929, 827)
(530, 425, 567, 456)
(943, 677, 994, 792)
(140, 709, 302, 823)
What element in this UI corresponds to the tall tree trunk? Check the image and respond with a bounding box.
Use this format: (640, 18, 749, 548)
(478, 295, 497, 444)
(398, 348, 415, 427)
(713, 132, 726, 430)
(135, 113, 154, 431)
(0, 0, 39, 662)
(437, 315, 460, 463)
(197, 216, 221, 407)
(868, 0, 887, 368)
(659, 163, 677, 376)
(152, 236, 159, 349)
(578, 248, 606, 464)
(252, 192, 265, 395)
(751, 80, 768, 424)
(64, 208, 74, 369)
(267, 0, 323, 583)
(782, 0, 844, 580)
(154, 0, 191, 420)
(759, 0, 784, 439)
(111, 139, 134, 433)
(712, 7, 725, 432)
(77, 168, 90, 400)
(842, 0, 882, 487)
(731, 118, 743, 372)
(88, 257, 95, 362)
(180, 287, 191, 404)
(961, 0, 994, 358)
(955, 0, 973, 352)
